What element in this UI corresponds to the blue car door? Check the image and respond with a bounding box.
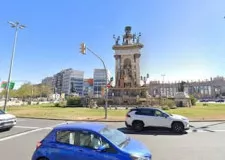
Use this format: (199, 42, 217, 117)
(50, 130, 80, 160)
(76, 130, 124, 160)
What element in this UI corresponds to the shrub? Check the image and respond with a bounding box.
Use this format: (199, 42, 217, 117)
(161, 106, 170, 110)
(190, 95, 197, 105)
(54, 101, 66, 107)
(165, 99, 175, 108)
(169, 105, 177, 109)
(66, 96, 81, 107)
(54, 103, 60, 107)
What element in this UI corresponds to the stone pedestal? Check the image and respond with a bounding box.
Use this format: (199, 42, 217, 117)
(174, 92, 192, 107)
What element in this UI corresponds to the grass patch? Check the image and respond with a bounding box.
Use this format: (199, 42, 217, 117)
(5, 102, 225, 121)
(7, 103, 127, 121)
(167, 103, 225, 120)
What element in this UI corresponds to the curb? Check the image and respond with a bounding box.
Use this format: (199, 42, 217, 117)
(17, 116, 225, 123)
(17, 116, 125, 122)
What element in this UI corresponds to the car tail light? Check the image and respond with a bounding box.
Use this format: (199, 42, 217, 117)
(36, 141, 42, 149)
(126, 113, 131, 118)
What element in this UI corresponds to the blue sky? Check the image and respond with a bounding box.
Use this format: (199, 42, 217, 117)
(1, 0, 225, 87)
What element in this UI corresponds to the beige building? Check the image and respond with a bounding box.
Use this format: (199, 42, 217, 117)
(148, 76, 225, 99)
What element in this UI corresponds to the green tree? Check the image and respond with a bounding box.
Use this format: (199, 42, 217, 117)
(190, 95, 197, 106)
(16, 83, 33, 99)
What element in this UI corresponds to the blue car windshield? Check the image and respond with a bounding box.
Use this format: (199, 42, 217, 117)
(99, 127, 128, 147)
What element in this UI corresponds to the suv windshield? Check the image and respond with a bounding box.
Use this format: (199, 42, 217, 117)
(0, 110, 5, 115)
(99, 127, 128, 148)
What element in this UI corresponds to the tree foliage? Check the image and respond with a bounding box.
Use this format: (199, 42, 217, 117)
(190, 95, 197, 106)
(0, 83, 52, 99)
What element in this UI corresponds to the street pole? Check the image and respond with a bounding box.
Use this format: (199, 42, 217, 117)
(85, 47, 108, 119)
(161, 74, 165, 97)
(3, 21, 25, 111)
(86, 46, 109, 119)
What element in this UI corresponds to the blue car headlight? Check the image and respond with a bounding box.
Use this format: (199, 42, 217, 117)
(130, 155, 151, 160)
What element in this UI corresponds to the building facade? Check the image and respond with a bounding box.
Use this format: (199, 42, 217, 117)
(93, 69, 111, 98)
(52, 68, 84, 96)
(148, 76, 225, 99)
(61, 69, 84, 96)
(41, 77, 53, 88)
(53, 72, 64, 94)
(83, 78, 94, 97)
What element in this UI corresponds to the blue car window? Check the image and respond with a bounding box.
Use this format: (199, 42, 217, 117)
(79, 131, 102, 149)
(56, 131, 76, 145)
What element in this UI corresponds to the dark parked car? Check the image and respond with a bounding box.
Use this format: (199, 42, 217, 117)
(215, 99, 224, 102)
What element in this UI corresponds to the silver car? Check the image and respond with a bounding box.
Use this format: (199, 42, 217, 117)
(0, 110, 17, 130)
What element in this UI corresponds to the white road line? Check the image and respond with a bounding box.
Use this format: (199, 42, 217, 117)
(0, 128, 45, 142)
(0, 123, 64, 142)
(211, 130, 225, 132)
(187, 129, 225, 133)
(14, 126, 40, 129)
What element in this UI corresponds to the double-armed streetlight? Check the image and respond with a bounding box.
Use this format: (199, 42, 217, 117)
(79, 43, 109, 119)
(3, 21, 25, 111)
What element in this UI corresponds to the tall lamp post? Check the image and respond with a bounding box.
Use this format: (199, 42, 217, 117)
(161, 74, 166, 97)
(3, 21, 25, 111)
(79, 43, 108, 119)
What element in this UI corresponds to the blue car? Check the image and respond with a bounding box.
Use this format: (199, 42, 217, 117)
(32, 122, 152, 160)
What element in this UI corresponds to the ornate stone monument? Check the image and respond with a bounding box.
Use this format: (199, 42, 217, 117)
(174, 81, 192, 107)
(111, 26, 148, 105)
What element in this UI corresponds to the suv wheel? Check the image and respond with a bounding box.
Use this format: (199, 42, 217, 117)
(125, 122, 132, 129)
(132, 121, 144, 132)
(172, 122, 184, 133)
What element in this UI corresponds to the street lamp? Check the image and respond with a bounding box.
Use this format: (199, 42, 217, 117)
(79, 43, 109, 119)
(3, 21, 25, 111)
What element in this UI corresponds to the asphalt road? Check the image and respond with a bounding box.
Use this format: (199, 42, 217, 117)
(0, 118, 225, 160)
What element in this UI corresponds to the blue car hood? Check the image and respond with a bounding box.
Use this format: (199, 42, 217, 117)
(121, 138, 151, 157)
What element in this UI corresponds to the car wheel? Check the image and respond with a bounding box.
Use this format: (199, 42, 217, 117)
(172, 122, 184, 133)
(132, 121, 144, 132)
(5, 127, 12, 131)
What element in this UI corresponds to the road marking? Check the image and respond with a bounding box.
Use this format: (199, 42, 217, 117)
(14, 126, 40, 129)
(0, 123, 62, 142)
(0, 128, 46, 142)
(187, 129, 225, 133)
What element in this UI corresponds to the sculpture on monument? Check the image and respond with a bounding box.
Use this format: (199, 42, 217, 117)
(113, 35, 120, 45)
(136, 32, 141, 44)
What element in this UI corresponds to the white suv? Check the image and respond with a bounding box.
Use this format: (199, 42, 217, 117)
(125, 107, 189, 133)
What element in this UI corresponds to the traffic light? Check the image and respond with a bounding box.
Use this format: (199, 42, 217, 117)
(80, 43, 86, 54)
(110, 77, 113, 82)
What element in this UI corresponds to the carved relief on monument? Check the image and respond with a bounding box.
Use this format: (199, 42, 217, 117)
(118, 58, 135, 88)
